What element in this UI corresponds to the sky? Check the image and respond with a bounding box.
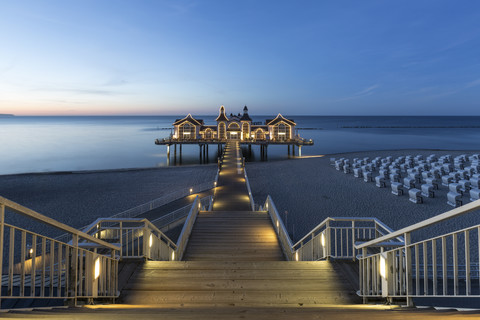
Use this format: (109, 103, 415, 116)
(0, 0, 480, 116)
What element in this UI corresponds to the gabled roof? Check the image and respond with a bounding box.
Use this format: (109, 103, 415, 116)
(215, 105, 229, 122)
(265, 113, 296, 126)
(173, 113, 203, 126)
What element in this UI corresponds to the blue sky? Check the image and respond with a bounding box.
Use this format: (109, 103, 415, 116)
(0, 0, 479, 115)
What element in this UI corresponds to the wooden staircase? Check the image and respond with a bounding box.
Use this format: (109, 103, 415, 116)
(120, 210, 360, 306)
(183, 210, 284, 261)
(120, 260, 359, 306)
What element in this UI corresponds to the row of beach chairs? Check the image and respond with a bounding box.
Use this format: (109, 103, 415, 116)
(331, 153, 480, 207)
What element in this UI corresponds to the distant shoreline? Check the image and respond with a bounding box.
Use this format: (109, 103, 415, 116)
(0, 114, 14, 117)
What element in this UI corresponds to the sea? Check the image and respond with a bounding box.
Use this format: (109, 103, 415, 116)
(1, 115, 480, 175)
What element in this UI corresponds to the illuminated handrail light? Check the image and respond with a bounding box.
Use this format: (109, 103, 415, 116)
(94, 257, 100, 280)
(379, 254, 386, 279)
(149, 234, 153, 248)
(321, 232, 325, 247)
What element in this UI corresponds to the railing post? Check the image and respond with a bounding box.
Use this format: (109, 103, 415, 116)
(111, 249, 117, 300)
(404, 232, 413, 307)
(69, 234, 79, 306)
(361, 248, 367, 304)
(0, 204, 4, 307)
(325, 221, 330, 260)
(143, 223, 150, 260)
(119, 221, 123, 259)
(351, 221, 355, 261)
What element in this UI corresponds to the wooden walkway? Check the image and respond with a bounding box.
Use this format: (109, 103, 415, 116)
(212, 141, 251, 211)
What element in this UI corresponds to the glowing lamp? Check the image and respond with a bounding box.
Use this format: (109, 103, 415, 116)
(171, 251, 175, 261)
(380, 254, 386, 278)
(276, 220, 279, 228)
(94, 257, 100, 280)
(321, 232, 325, 247)
(149, 234, 153, 248)
(29, 248, 34, 255)
(190, 188, 193, 194)
(295, 251, 299, 261)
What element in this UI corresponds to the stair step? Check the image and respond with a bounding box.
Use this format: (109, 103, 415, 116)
(121, 289, 355, 306)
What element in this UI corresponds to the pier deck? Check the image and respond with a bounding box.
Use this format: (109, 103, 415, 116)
(212, 141, 251, 211)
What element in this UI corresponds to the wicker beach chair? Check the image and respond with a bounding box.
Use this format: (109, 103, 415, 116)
(409, 188, 423, 204)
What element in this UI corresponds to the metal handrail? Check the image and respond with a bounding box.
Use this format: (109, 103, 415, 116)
(0, 196, 118, 251)
(53, 179, 216, 244)
(356, 199, 480, 305)
(265, 196, 295, 260)
(244, 167, 255, 211)
(175, 196, 201, 261)
(0, 196, 119, 304)
(356, 199, 480, 250)
(263, 196, 396, 261)
(109, 180, 214, 220)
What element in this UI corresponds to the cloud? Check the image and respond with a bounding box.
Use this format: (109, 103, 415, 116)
(335, 84, 380, 102)
(30, 86, 118, 96)
(416, 78, 480, 100)
(466, 78, 480, 89)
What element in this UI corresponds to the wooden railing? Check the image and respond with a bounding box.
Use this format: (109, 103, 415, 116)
(355, 199, 480, 306)
(0, 196, 119, 306)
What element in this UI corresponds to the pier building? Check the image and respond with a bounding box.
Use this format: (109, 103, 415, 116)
(155, 105, 314, 162)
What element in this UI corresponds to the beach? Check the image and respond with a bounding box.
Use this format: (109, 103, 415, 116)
(247, 149, 480, 243)
(0, 165, 217, 237)
(1, 149, 480, 243)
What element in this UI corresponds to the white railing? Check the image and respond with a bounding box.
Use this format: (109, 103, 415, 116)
(82, 218, 176, 261)
(109, 180, 215, 220)
(54, 179, 216, 245)
(264, 196, 295, 260)
(0, 196, 119, 306)
(83, 195, 209, 262)
(175, 196, 202, 261)
(263, 196, 397, 261)
(244, 167, 255, 211)
(355, 199, 480, 306)
(150, 195, 213, 232)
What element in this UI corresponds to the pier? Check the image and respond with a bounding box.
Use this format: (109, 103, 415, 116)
(155, 105, 314, 163)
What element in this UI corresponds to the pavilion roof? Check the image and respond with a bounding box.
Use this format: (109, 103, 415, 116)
(265, 114, 296, 126)
(173, 114, 203, 126)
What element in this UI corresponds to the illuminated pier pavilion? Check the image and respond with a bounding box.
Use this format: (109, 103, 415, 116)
(155, 105, 314, 162)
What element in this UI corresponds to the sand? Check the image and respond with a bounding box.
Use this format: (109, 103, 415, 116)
(246, 149, 480, 243)
(2, 149, 480, 244)
(0, 165, 217, 238)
